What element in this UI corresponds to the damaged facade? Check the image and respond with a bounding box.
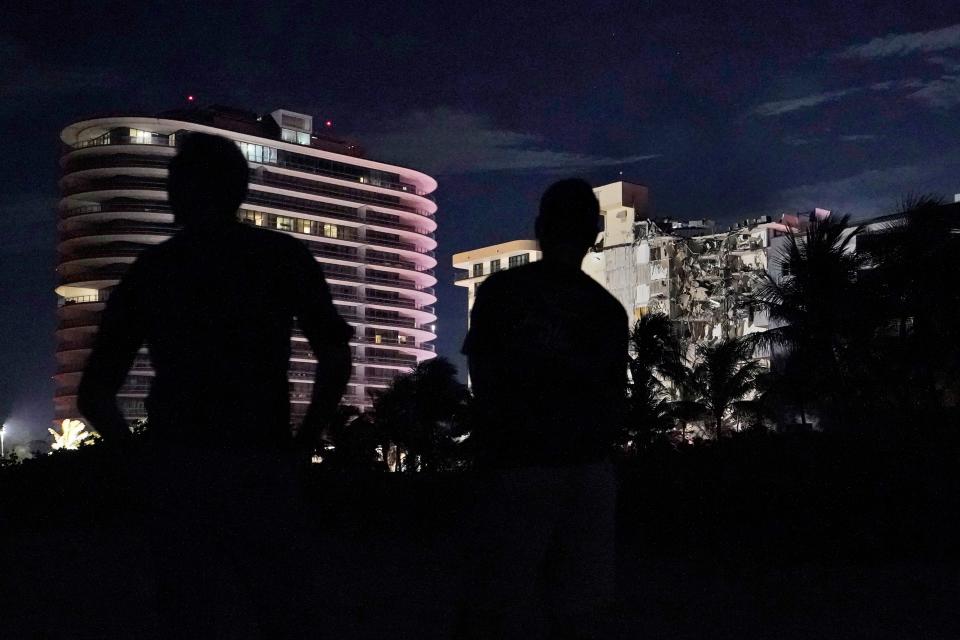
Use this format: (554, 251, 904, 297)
(455, 181, 832, 353)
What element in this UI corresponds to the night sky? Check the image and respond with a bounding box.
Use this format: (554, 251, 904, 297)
(3, 2, 960, 443)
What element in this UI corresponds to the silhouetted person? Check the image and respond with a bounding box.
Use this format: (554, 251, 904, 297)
(458, 179, 628, 638)
(77, 132, 352, 637)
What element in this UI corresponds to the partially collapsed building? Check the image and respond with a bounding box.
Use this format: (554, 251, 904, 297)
(454, 180, 832, 349)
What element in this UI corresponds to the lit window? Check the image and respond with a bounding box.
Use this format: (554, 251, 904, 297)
(297, 131, 310, 145)
(276, 216, 294, 231)
(129, 128, 155, 144)
(239, 210, 264, 226)
(300, 219, 313, 234)
(398, 335, 406, 344)
(282, 129, 298, 143)
(375, 335, 382, 344)
(323, 224, 339, 239)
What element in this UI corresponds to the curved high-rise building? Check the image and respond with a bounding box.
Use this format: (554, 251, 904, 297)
(55, 106, 438, 425)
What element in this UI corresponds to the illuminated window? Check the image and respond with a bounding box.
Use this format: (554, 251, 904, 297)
(237, 142, 277, 164)
(398, 335, 407, 344)
(129, 128, 155, 144)
(300, 219, 313, 234)
(281, 129, 311, 146)
(322, 224, 339, 239)
(374, 334, 382, 344)
(239, 210, 264, 226)
(276, 216, 294, 231)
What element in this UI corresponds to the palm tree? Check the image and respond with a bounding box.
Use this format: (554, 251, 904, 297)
(687, 337, 763, 440)
(749, 213, 870, 427)
(373, 357, 471, 472)
(320, 406, 386, 471)
(625, 313, 687, 449)
(859, 195, 960, 430)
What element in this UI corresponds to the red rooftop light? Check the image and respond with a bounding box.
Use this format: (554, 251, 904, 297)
(187, 95, 195, 102)
(325, 120, 333, 127)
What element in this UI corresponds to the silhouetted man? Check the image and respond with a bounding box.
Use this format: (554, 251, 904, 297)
(459, 179, 628, 638)
(77, 132, 352, 637)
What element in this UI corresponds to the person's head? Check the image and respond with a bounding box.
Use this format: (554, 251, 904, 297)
(167, 132, 248, 228)
(535, 178, 600, 263)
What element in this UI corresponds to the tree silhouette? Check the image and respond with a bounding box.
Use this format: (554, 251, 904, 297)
(625, 313, 688, 449)
(750, 213, 871, 428)
(858, 196, 960, 434)
(687, 338, 763, 440)
(373, 357, 470, 472)
(321, 406, 385, 471)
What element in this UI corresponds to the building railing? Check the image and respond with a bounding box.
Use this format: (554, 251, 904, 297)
(59, 265, 129, 285)
(62, 176, 168, 197)
(57, 316, 101, 329)
(59, 294, 104, 306)
(63, 154, 171, 173)
(272, 155, 431, 198)
(70, 135, 175, 150)
(249, 171, 432, 216)
(366, 255, 428, 272)
(245, 190, 434, 228)
(61, 220, 178, 241)
(60, 202, 173, 219)
(59, 245, 144, 263)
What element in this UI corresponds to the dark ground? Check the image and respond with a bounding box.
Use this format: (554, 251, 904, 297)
(2, 433, 956, 638)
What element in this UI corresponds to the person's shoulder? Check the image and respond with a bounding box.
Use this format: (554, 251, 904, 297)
(477, 262, 539, 294)
(580, 272, 628, 322)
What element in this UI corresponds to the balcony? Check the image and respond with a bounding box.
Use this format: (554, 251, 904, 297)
(61, 220, 177, 241)
(245, 191, 434, 233)
(366, 254, 428, 273)
(60, 201, 173, 220)
(249, 171, 432, 216)
(272, 155, 432, 199)
(70, 135, 175, 150)
(62, 176, 168, 197)
(59, 265, 129, 286)
(59, 294, 105, 306)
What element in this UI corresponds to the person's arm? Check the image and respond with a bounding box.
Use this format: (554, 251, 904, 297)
(292, 243, 353, 452)
(77, 269, 145, 446)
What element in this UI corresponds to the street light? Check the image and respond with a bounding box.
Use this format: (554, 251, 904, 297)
(1, 424, 6, 458)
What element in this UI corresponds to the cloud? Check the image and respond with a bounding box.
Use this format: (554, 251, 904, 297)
(361, 107, 659, 175)
(837, 24, 960, 60)
(754, 78, 932, 118)
(907, 74, 960, 108)
(775, 163, 957, 216)
(927, 55, 960, 71)
(753, 88, 860, 116)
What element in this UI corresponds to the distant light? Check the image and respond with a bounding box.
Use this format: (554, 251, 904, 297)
(325, 120, 333, 127)
(187, 95, 195, 102)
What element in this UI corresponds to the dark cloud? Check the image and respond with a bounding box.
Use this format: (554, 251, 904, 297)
(362, 108, 659, 175)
